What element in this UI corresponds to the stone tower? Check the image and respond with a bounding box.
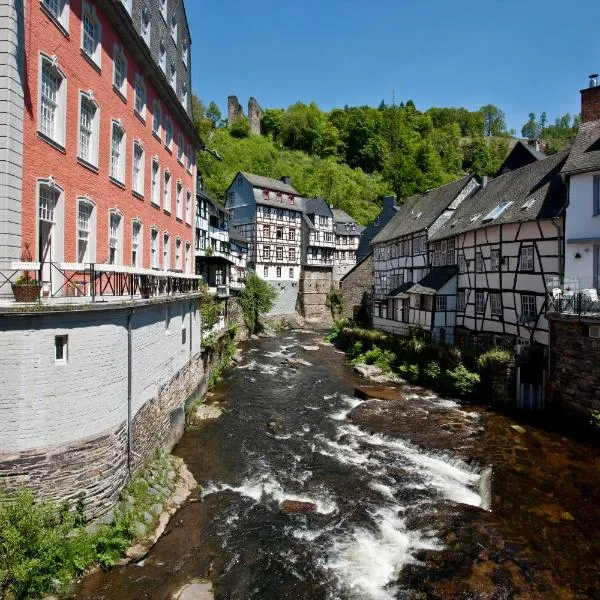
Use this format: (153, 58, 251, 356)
(248, 97, 263, 135)
(227, 95, 244, 126)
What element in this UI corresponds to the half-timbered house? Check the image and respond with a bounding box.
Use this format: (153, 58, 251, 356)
(228, 226, 249, 292)
(371, 175, 478, 336)
(357, 196, 399, 261)
(225, 173, 303, 314)
(428, 150, 569, 347)
(332, 209, 361, 281)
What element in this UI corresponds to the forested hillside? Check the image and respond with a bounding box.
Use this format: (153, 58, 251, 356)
(193, 97, 579, 225)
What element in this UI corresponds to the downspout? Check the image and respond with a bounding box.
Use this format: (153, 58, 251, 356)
(127, 307, 134, 476)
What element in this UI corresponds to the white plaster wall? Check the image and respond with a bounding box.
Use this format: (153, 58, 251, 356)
(0, 298, 201, 453)
(566, 172, 600, 241)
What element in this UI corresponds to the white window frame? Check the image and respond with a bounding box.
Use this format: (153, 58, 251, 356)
(112, 44, 127, 98)
(521, 294, 537, 321)
(152, 98, 161, 138)
(41, 0, 70, 33)
(185, 189, 192, 224)
(109, 120, 126, 184)
(132, 140, 145, 196)
(163, 169, 171, 212)
(163, 232, 170, 270)
(134, 73, 146, 119)
(177, 132, 184, 163)
(77, 91, 100, 167)
(458, 253, 466, 273)
(175, 237, 182, 270)
(475, 291, 485, 314)
(159, 38, 167, 74)
(81, 1, 101, 67)
(131, 219, 142, 267)
(170, 10, 178, 43)
(76, 197, 96, 263)
(490, 292, 502, 316)
(140, 3, 151, 46)
(186, 143, 192, 172)
(182, 83, 188, 109)
(185, 241, 191, 273)
(490, 248, 500, 271)
(182, 38, 189, 68)
(165, 115, 172, 149)
(457, 290, 466, 311)
(170, 60, 177, 90)
(520, 246, 535, 271)
(150, 227, 159, 269)
(108, 209, 123, 265)
(159, 0, 168, 22)
(475, 252, 484, 273)
(436, 295, 447, 312)
(38, 53, 67, 147)
(151, 158, 160, 206)
(176, 181, 183, 220)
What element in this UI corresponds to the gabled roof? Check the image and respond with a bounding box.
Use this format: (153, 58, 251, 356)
(304, 198, 333, 217)
(496, 140, 547, 176)
(430, 150, 569, 242)
(371, 175, 475, 245)
(197, 187, 227, 212)
(332, 208, 355, 223)
(228, 226, 249, 244)
(303, 213, 315, 231)
(387, 281, 413, 298)
(407, 266, 458, 295)
(340, 251, 373, 282)
(240, 172, 299, 195)
(561, 120, 600, 175)
(335, 222, 360, 236)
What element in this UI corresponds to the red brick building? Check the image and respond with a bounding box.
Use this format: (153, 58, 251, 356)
(2, 0, 200, 296)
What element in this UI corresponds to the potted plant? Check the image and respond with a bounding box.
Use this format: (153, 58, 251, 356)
(11, 244, 42, 302)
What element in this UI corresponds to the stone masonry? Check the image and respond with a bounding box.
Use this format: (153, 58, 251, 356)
(341, 253, 373, 322)
(298, 267, 333, 324)
(228, 95, 244, 125)
(548, 313, 600, 421)
(248, 97, 263, 135)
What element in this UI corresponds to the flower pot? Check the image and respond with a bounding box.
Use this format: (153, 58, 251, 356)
(11, 283, 42, 302)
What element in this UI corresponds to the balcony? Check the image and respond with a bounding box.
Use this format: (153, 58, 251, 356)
(546, 278, 600, 317)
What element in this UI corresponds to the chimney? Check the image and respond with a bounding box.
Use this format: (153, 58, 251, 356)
(382, 195, 397, 209)
(527, 138, 541, 152)
(281, 176, 292, 186)
(481, 175, 488, 188)
(581, 73, 600, 123)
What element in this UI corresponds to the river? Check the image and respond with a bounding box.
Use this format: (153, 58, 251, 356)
(73, 331, 600, 599)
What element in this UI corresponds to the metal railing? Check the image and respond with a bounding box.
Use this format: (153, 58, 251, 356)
(546, 277, 600, 317)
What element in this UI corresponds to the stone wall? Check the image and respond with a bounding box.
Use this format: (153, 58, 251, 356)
(248, 97, 263, 135)
(548, 313, 600, 421)
(228, 95, 244, 125)
(266, 280, 300, 316)
(341, 254, 373, 323)
(298, 267, 333, 324)
(0, 295, 226, 519)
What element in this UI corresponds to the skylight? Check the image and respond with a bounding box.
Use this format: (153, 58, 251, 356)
(483, 200, 512, 222)
(414, 212, 422, 220)
(470, 214, 481, 223)
(521, 198, 536, 210)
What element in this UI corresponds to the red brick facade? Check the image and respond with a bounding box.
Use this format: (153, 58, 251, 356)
(22, 0, 197, 271)
(580, 85, 600, 124)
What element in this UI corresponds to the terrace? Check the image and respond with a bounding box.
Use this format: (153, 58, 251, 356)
(545, 277, 600, 317)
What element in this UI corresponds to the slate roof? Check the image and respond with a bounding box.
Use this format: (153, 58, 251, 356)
(241, 172, 299, 195)
(228, 226, 249, 244)
(304, 198, 333, 217)
(335, 222, 360, 236)
(430, 150, 569, 242)
(371, 175, 475, 245)
(332, 208, 354, 223)
(561, 120, 600, 175)
(197, 187, 226, 211)
(332, 208, 360, 236)
(407, 266, 458, 295)
(387, 282, 413, 297)
(303, 213, 315, 231)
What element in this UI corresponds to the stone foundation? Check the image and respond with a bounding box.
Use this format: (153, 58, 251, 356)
(298, 267, 333, 324)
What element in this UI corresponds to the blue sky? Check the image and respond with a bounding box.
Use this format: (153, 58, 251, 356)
(186, 0, 600, 133)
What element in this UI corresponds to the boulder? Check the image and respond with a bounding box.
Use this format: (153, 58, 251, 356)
(232, 350, 243, 364)
(174, 582, 214, 600)
(284, 357, 313, 367)
(355, 385, 402, 401)
(301, 345, 320, 351)
(279, 499, 317, 514)
(353, 363, 404, 384)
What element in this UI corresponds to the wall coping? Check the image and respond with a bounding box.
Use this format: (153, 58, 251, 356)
(547, 312, 600, 324)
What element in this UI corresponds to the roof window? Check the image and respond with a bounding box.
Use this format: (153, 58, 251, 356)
(483, 200, 512, 222)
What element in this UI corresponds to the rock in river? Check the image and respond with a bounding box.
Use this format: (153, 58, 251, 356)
(279, 499, 317, 514)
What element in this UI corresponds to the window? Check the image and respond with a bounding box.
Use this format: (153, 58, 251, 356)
(289, 248, 296, 262)
(475, 252, 484, 273)
(55, 335, 68, 362)
(159, 38, 167, 74)
(159, 0, 167, 21)
(170, 10, 178, 43)
(521, 295, 537, 320)
(163, 170, 171, 212)
(175, 238, 182, 270)
(594, 176, 600, 216)
(182, 39, 189, 68)
(165, 115, 172, 149)
(419, 295, 433, 311)
(490, 249, 500, 271)
(276, 227, 283, 239)
(77, 200, 94, 263)
(39, 55, 66, 146)
(185, 242, 191, 273)
(288, 228, 295, 241)
(163, 233, 170, 269)
(490, 293, 502, 316)
(276, 246, 283, 261)
(132, 220, 142, 267)
(436, 295, 447, 312)
(276, 266, 281, 278)
(81, 2, 101, 66)
(289, 268, 294, 278)
(108, 210, 122, 265)
(176, 181, 183, 219)
(413, 235, 426, 255)
(483, 200, 511, 222)
(170, 60, 177, 90)
(132, 141, 145, 195)
(141, 3, 151, 46)
(177, 132, 184, 162)
(152, 99, 161, 137)
(151, 159, 160, 206)
(110, 121, 126, 183)
(182, 84, 188, 109)
(134, 74, 146, 117)
(520, 246, 534, 271)
(43, 0, 69, 32)
(263, 266, 268, 278)
(319, 215, 328, 227)
(113, 45, 127, 97)
(39, 184, 58, 224)
(446, 238, 455, 265)
(263, 225, 270, 238)
(475, 291, 485, 314)
(186, 190, 192, 224)
(458, 253, 467, 272)
(457, 290, 466, 311)
(263, 246, 270, 260)
(78, 93, 99, 166)
(150, 228, 159, 268)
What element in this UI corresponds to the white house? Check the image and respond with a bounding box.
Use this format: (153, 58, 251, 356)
(332, 208, 361, 281)
(561, 76, 600, 293)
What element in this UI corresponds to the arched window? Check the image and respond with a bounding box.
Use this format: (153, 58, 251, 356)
(76, 197, 96, 263)
(78, 91, 100, 167)
(39, 54, 67, 147)
(110, 120, 126, 183)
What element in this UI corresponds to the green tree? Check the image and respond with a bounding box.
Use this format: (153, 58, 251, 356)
(480, 104, 506, 137)
(230, 117, 250, 139)
(262, 108, 285, 140)
(238, 274, 277, 333)
(280, 102, 328, 155)
(521, 113, 539, 139)
(206, 101, 222, 127)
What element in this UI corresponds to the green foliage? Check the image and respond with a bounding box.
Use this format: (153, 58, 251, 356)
(397, 362, 420, 382)
(477, 348, 514, 370)
(238, 274, 277, 333)
(199, 296, 224, 332)
(325, 288, 344, 321)
(445, 364, 480, 398)
(230, 117, 250, 138)
(325, 319, 349, 343)
(423, 361, 442, 385)
(206, 101, 222, 128)
(351, 345, 396, 373)
(348, 340, 364, 359)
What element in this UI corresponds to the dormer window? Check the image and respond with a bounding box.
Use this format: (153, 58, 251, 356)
(521, 198, 536, 211)
(182, 39, 189, 68)
(171, 11, 178, 44)
(159, 38, 167, 74)
(141, 4, 151, 46)
(170, 60, 177, 90)
(483, 200, 511, 222)
(159, 0, 167, 22)
(181, 83, 188, 107)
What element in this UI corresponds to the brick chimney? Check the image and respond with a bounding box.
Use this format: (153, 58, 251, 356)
(581, 73, 600, 123)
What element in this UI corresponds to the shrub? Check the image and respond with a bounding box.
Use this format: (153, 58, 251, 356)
(477, 348, 514, 371)
(325, 288, 344, 321)
(348, 340, 363, 359)
(352, 345, 396, 373)
(325, 319, 349, 343)
(445, 364, 480, 398)
(423, 361, 442, 385)
(398, 362, 420, 382)
(229, 117, 250, 138)
(238, 274, 277, 333)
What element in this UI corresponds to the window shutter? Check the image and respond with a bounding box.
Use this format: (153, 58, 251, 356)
(594, 176, 600, 216)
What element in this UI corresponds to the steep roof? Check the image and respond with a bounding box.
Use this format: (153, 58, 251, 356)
(197, 187, 226, 211)
(496, 140, 547, 176)
(430, 150, 569, 242)
(335, 222, 360, 236)
(332, 208, 355, 223)
(240, 172, 299, 195)
(407, 266, 458, 295)
(304, 198, 333, 217)
(561, 120, 600, 175)
(372, 175, 475, 245)
(228, 226, 249, 244)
